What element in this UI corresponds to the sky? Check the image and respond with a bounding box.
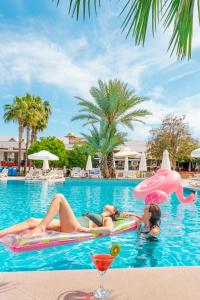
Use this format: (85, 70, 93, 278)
(0, 0, 200, 141)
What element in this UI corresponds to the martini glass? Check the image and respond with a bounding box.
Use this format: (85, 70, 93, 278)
(92, 253, 115, 299)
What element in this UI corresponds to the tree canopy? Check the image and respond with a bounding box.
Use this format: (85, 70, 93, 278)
(66, 145, 95, 169)
(72, 79, 150, 177)
(147, 114, 199, 168)
(28, 137, 67, 168)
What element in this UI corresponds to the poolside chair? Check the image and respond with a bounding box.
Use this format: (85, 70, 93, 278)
(90, 168, 102, 178)
(25, 169, 35, 180)
(189, 180, 200, 188)
(31, 169, 43, 180)
(70, 167, 81, 178)
(53, 170, 64, 179)
(80, 170, 89, 178)
(0, 168, 8, 178)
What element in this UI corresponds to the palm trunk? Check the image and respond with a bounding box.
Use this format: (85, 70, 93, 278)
(31, 127, 37, 143)
(100, 158, 110, 178)
(24, 125, 31, 172)
(31, 128, 34, 144)
(31, 128, 38, 143)
(107, 151, 116, 178)
(18, 120, 24, 172)
(35, 129, 38, 142)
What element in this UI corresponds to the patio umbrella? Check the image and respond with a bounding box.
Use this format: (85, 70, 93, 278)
(191, 148, 200, 158)
(28, 150, 59, 171)
(139, 152, 147, 177)
(86, 155, 93, 176)
(114, 150, 141, 158)
(161, 150, 171, 171)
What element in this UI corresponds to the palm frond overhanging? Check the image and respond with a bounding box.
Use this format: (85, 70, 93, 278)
(53, 0, 200, 59)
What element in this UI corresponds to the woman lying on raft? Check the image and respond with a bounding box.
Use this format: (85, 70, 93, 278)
(0, 193, 161, 238)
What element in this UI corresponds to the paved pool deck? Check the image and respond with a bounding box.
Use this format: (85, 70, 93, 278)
(1, 267, 200, 300)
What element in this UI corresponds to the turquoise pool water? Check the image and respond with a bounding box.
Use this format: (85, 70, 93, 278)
(0, 179, 199, 272)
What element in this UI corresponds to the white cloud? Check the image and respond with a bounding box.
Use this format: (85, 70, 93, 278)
(0, 9, 200, 141)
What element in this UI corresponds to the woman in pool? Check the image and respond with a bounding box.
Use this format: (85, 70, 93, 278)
(0, 193, 161, 238)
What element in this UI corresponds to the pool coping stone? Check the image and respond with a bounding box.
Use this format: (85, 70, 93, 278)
(0, 266, 200, 300)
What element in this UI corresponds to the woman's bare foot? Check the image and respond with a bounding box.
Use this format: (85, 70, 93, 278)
(22, 225, 46, 238)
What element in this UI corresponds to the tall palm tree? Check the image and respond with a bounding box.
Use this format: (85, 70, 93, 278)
(23, 94, 44, 170)
(4, 97, 28, 170)
(82, 122, 126, 178)
(72, 79, 151, 177)
(54, 0, 198, 59)
(31, 98, 52, 143)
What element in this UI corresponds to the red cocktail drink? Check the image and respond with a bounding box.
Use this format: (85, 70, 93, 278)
(92, 254, 114, 272)
(91, 254, 115, 299)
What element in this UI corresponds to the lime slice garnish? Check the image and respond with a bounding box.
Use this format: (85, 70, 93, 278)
(110, 244, 120, 257)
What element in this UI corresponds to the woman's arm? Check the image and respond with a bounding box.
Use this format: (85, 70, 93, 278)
(121, 211, 143, 220)
(136, 219, 142, 235)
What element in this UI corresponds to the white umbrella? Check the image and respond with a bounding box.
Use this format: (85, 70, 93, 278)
(191, 148, 200, 158)
(28, 150, 59, 171)
(161, 150, 171, 170)
(114, 150, 141, 158)
(139, 152, 147, 172)
(86, 155, 93, 171)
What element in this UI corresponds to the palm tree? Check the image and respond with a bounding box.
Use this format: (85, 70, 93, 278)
(54, 0, 198, 59)
(4, 97, 28, 170)
(23, 94, 44, 170)
(30, 98, 52, 143)
(72, 79, 151, 177)
(82, 122, 126, 178)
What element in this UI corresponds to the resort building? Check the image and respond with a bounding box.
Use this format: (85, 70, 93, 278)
(59, 132, 86, 150)
(60, 132, 147, 152)
(0, 136, 25, 165)
(59, 132, 149, 171)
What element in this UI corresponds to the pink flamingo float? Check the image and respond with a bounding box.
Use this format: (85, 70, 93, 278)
(134, 168, 196, 205)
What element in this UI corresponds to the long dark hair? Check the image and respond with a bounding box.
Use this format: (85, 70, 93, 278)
(148, 204, 161, 229)
(110, 208, 121, 221)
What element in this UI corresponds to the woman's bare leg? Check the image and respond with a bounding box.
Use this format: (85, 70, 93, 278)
(25, 194, 80, 236)
(0, 218, 61, 237)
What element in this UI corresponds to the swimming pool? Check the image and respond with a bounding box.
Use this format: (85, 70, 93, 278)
(0, 179, 199, 272)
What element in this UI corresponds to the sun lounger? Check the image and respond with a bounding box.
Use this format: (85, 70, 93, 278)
(0, 168, 8, 178)
(31, 169, 43, 180)
(70, 167, 82, 178)
(25, 169, 35, 180)
(90, 168, 102, 178)
(189, 180, 200, 187)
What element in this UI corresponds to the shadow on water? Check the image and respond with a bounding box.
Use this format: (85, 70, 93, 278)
(132, 238, 160, 268)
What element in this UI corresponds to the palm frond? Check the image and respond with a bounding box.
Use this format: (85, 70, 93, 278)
(121, 0, 162, 43)
(52, 0, 101, 19)
(163, 0, 195, 59)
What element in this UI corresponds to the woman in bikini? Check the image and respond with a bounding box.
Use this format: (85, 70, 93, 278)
(0, 193, 161, 238)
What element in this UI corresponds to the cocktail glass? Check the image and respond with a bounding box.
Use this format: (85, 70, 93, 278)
(91, 253, 115, 299)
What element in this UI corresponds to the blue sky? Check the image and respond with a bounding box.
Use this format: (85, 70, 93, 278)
(0, 0, 200, 141)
